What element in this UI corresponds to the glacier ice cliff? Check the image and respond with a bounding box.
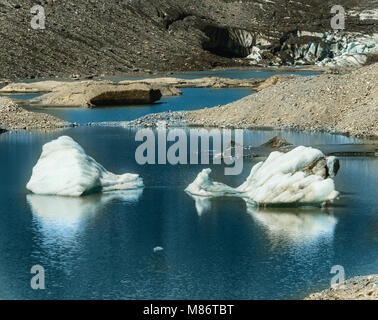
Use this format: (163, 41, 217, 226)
(186, 146, 339, 206)
(26, 136, 144, 196)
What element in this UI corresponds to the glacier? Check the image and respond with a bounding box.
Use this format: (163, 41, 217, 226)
(186, 146, 339, 206)
(26, 136, 144, 196)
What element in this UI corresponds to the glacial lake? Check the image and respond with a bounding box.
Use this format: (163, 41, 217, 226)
(11, 68, 320, 124)
(0, 69, 377, 300)
(0, 126, 377, 300)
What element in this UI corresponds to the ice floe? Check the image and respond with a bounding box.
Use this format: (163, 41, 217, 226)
(186, 146, 339, 206)
(26, 136, 144, 196)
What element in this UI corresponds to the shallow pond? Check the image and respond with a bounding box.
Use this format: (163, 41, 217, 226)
(0, 126, 377, 299)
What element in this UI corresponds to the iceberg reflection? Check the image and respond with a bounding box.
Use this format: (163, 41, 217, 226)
(247, 204, 337, 243)
(190, 195, 212, 216)
(27, 189, 143, 234)
(187, 192, 337, 243)
(27, 190, 143, 271)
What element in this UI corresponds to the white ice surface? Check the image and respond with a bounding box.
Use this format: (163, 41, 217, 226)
(186, 146, 339, 205)
(26, 136, 144, 196)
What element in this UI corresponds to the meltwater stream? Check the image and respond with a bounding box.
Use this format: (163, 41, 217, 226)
(0, 126, 377, 299)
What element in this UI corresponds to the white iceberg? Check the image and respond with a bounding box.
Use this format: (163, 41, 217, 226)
(26, 136, 144, 196)
(186, 146, 339, 205)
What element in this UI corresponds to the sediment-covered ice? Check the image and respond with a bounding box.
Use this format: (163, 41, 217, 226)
(186, 146, 339, 205)
(26, 136, 144, 196)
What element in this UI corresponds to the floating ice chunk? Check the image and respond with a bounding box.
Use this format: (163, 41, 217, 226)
(185, 168, 236, 197)
(326, 156, 340, 178)
(186, 146, 339, 205)
(26, 136, 144, 196)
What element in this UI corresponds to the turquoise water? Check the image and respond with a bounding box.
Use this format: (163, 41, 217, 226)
(0, 69, 376, 300)
(4, 69, 319, 125)
(0, 127, 377, 300)
(25, 88, 253, 124)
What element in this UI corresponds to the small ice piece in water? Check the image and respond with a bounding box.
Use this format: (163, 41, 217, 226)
(26, 136, 144, 196)
(153, 246, 164, 252)
(326, 156, 340, 178)
(186, 146, 339, 205)
(185, 168, 236, 197)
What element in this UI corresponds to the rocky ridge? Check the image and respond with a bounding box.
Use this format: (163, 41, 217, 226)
(185, 63, 378, 138)
(0, 0, 377, 79)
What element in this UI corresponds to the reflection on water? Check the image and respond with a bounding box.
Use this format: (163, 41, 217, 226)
(27, 190, 143, 228)
(0, 126, 377, 300)
(246, 205, 337, 245)
(187, 193, 337, 244)
(189, 195, 212, 216)
(26, 190, 143, 275)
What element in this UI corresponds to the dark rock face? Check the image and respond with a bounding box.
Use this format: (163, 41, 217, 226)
(89, 89, 162, 106)
(261, 136, 292, 149)
(0, 0, 376, 79)
(0, 128, 7, 134)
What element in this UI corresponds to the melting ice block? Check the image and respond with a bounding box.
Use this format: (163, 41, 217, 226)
(26, 136, 144, 196)
(186, 146, 339, 205)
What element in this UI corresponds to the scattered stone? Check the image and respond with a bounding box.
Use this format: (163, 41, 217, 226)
(306, 274, 378, 300)
(254, 75, 296, 92)
(185, 63, 378, 138)
(260, 136, 292, 149)
(0, 97, 69, 131)
(120, 77, 263, 89)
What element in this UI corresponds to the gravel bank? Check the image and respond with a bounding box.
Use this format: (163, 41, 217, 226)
(89, 111, 189, 128)
(185, 63, 378, 138)
(306, 274, 378, 300)
(0, 97, 70, 131)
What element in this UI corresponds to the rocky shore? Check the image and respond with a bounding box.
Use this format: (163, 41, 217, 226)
(306, 274, 378, 300)
(0, 76, 264, 107)
(185, 63, 378, 138)
(0, 97, 69, 131)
